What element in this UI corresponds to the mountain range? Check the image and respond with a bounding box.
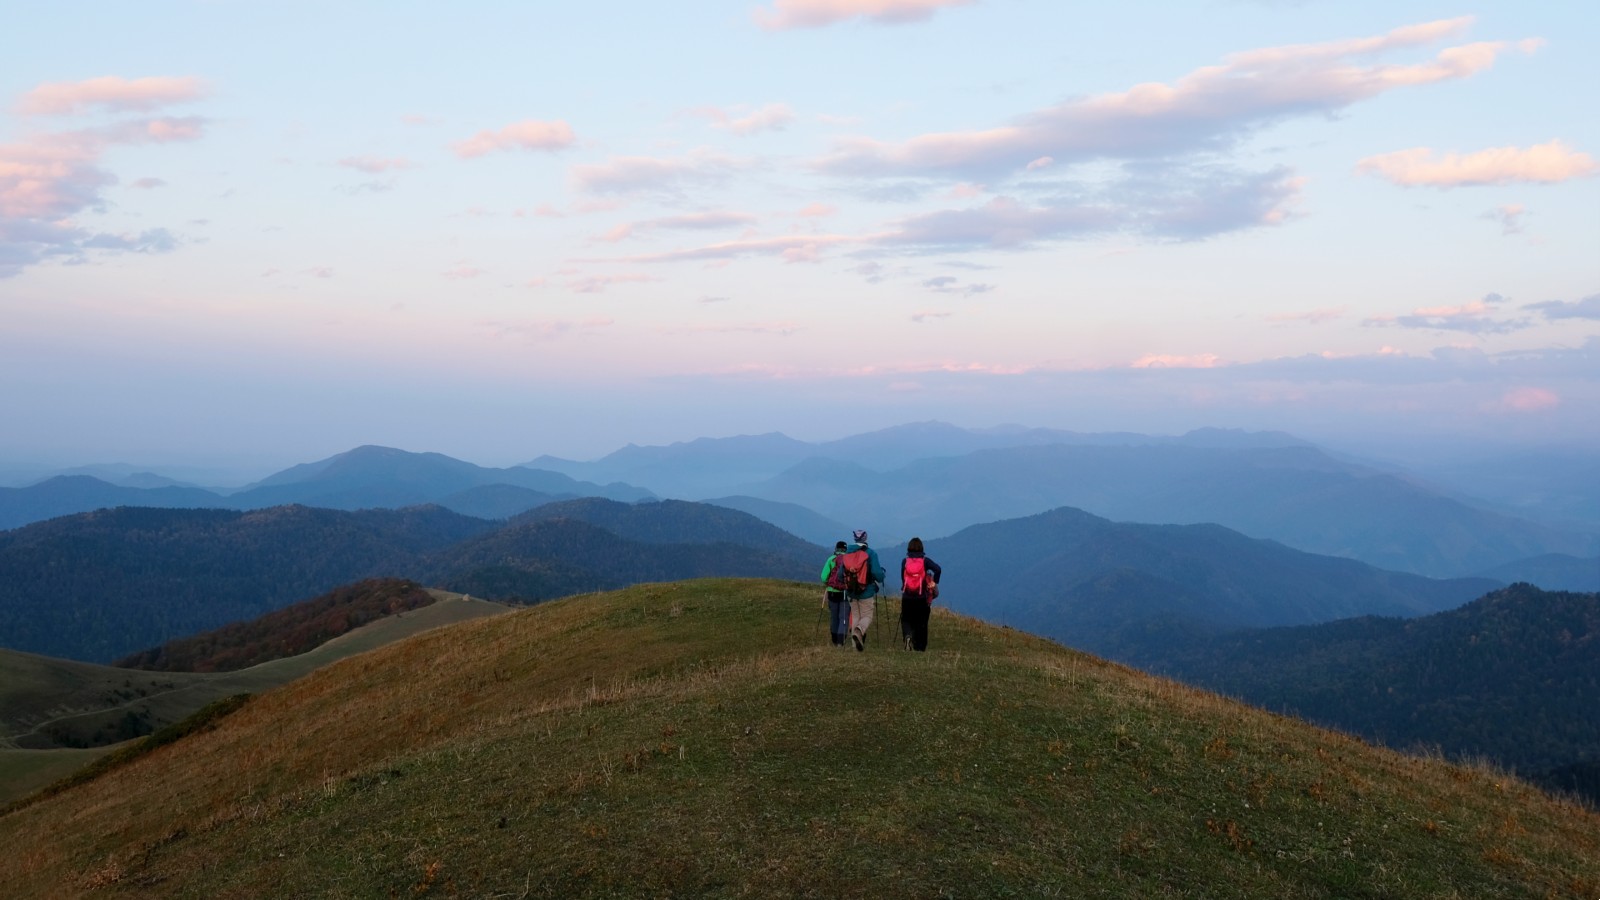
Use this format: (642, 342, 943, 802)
(0, 498, 819, 663)
(0, 445, 652, 531)
(927, 506, 1499, 662)
(1154, 583, 1600, 803)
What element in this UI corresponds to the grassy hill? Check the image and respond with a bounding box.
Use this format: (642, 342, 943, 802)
(0, 592, 510, 804)
(2, 579, 1595, 898)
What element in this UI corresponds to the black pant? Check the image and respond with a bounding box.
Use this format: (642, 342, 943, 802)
(900, 592, 931, 651)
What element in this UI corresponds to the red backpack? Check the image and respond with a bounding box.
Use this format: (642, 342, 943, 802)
(839, 549, 872, 594)
(824, 553, 850, 592)
(904, 557, 928, 598)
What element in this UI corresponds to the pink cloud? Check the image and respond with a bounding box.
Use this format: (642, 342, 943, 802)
(1482, 203, 1527, 235)
(797, 202, 837, 217)
(1490, 387, 1560, 412)
(16, 75, 207, 116)
(755, 0, 974, 30)
(339, 156, 416, 173)
(452, 120, 575, 159)
(0, 117, 208, 274)
(568, 272, 659, 293)
(1130, 353, 1226, 369)
(443, 265, 483, 279)
(593, 210, 758, 242)
(814, 18, 1528, 179)
(1356, 140, 1597, 188)
(571, 149, 744, 195)
(129, 177, 166, 189)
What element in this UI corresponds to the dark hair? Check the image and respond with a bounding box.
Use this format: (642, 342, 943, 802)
(835, 541, 848, 551)
(907, 537, 924, 554)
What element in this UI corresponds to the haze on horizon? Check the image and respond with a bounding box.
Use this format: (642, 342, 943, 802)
(2, 1, 1596, 474)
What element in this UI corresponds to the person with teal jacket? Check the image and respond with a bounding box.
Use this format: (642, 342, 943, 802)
(819, 541, 850, 646)
(845, 529, 886, 652)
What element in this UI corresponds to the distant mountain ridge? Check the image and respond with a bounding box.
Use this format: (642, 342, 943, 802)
(930, 505, 1500, 662)
(0, 445, 651, 531)
(745, 443, 1588, 578)
(0, 499, 821, 663)
(1154, 583, 1600, 803)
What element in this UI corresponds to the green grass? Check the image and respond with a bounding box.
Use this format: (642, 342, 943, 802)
(1, 579, 1596, 899)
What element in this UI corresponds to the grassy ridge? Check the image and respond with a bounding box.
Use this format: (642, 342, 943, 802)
(2, 579, 1597, 898)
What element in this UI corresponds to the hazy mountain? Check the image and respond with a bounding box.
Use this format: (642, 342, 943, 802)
(0, 505, 498, 663)
(0, 446, 652, 531)
(1404, 446, 1600, 531)
(928, 506, 1499, 661)
(0, 475, 228, 530)
(703, 495, 851, 547)
(0, 499, 821, 663)
(434, 484, 569, 520)
(422, 516, 817, 603)
(511, 497, 821, 560)
(230, 445, 652, 509)
(1473, 553, 1600, 592)
(520, 422, 1313, 499)
(525, 432, 817, 498)
(1154, 584, 1600, 802)
(743, 443, 1588, 578)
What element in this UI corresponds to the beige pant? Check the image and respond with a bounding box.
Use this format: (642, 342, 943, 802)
(849, 598, 875, 637)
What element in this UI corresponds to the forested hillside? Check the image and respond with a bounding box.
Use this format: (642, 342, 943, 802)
(1156, 583, 1600, 802)
(114, 578, 439, 672)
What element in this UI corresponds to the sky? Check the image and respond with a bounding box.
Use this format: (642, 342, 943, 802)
(2, 0, 1597, 477)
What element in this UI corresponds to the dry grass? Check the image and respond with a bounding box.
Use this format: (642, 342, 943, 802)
(1, 579, 1597, 899)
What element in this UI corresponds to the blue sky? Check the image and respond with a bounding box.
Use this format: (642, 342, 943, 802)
(2, 0, 1596, 473)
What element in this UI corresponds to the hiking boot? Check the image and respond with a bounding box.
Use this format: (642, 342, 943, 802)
(852, 633, 864, 652)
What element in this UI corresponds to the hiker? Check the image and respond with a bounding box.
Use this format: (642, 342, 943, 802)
(899, 537, 943, 652)
(842, 529, 886, 652)
(819, 540, 851, 646)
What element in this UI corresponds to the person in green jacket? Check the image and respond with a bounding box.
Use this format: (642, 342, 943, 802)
(819, 541, 850, 646)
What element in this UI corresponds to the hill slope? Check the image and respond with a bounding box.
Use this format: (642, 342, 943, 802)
(2, 579, 1594, 898)
(1156, 584, 1600, 801)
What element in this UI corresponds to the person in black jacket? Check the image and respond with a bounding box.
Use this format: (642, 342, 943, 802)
(899, 536, 942, 652)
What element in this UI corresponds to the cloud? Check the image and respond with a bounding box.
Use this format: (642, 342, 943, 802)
(797, 202, 837, 218)
(304, 266, 335, 278)
(813, 18, 1525, 180)
(16, 75, 206, 116)
(488, 316, 615, 341)
(338, 156, 416, 173)
(568, 272, 659, 293)
(1486, 387, 1560, 413)
(452, 120, 576, 158)
(754, 0, 974, 30)
(571, 149, 745, 196)
(1356, 140, 1597, 188)
(595, 211, 758, 242)
(696, 103, 796, 135)
(129, 177, 166, 189)
(1363, 293, 1532, 334)
(922, 276, 993, 297)
(0, 117, 208, 276)
(1524, 293, 1600, 321)
(443, 265, 483, 279)
(910, 310, 952, 323)
(1131, 353, 1226, 369)
(667, 321, 801, 335)
(1482, 203, 1527, 235)
(1266, 307, 1346, 324)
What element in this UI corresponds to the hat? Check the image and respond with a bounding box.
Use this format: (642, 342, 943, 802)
(834, 540, 847, 551)
(852, 529, 868, 543)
